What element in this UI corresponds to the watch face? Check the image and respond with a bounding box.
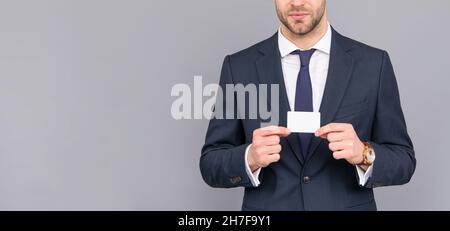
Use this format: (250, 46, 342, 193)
(367, 150, 376, 163)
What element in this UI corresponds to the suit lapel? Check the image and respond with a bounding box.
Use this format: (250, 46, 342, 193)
(256, 33, 305, 166)
(306, 29, 355, 162)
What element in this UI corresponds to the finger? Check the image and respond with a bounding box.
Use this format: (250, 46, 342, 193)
(315, 123, 350, 137)
(265, 135, 281, 145)
(332, 150, 348, 160)
(327, 132, 346, 142)
(315, 123, 346, 137)
(256, 144, 282, 156)
(264, 144, 282, 155)
(278, 127, 292, 138)
(257, 126, 291, 137)
(266, 153, 281, 164)
(254, 135, 281, 147)
(328, 141, 348, 152)
(318, 131, 342, 140)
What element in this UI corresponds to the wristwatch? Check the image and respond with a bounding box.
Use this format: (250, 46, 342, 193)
(360, 141, 376, 166)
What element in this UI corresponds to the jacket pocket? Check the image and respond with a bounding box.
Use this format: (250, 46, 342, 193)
(345, 198, 377, 211)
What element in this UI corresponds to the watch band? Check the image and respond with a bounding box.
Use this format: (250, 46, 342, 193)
(359, 141, 374, 166)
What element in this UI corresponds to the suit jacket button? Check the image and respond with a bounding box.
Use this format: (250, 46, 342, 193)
(303, 176, 311, 184)
(373, 181, 383, 187)
(230, 176, 242, 184)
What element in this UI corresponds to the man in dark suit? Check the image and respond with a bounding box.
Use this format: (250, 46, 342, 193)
(200, 0, 416, 211)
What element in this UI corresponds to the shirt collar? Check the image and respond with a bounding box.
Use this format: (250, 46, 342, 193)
(278, 23, 332, 58)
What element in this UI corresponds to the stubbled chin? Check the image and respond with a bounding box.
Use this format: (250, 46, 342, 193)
(290, 22, 308, 30)
(290, 24, 310, 34)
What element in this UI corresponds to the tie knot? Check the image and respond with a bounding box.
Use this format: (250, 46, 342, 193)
(291, 49, 316, 67)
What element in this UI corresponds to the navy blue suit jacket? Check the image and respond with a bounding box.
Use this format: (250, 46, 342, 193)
(200, 28, 416, 211)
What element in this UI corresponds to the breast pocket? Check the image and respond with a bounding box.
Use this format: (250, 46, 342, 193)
(334, 98, 368, 120)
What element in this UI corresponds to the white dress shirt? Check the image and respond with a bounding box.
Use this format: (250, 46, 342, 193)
(244, 23, 373, 187)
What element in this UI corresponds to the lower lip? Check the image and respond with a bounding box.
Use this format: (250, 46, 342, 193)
(290, 14, 308, 20)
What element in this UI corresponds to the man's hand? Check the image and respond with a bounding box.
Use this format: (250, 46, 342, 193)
(315, 123, 368, 170)
(248, 126, 291, 172)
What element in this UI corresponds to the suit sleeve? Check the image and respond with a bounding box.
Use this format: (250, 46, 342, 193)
(199, 55, 254, 188)
(364, 51, 416, 188)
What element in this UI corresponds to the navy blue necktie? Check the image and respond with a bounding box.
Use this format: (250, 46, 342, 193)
(292, 49, 316, 160)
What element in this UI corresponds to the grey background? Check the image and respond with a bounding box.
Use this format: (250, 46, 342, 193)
(0, 0, 448, 210)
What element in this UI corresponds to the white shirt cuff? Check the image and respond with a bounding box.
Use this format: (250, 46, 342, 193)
(356, 164, 373, 187)
(244, 144, 261, 187)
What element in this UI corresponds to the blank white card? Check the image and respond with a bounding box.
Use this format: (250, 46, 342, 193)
(287, 112, 321, 133)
